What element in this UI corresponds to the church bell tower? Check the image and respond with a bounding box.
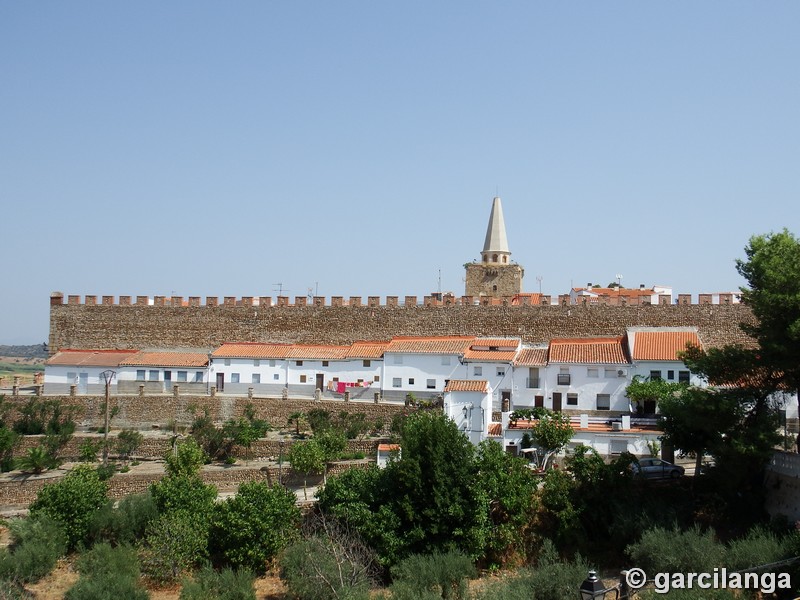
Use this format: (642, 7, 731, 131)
(464, 197, 524, 298)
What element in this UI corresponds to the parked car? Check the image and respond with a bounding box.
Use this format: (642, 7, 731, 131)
(631, 458, 685, 480)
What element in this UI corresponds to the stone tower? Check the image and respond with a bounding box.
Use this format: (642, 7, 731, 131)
(465, 197, 524, 298)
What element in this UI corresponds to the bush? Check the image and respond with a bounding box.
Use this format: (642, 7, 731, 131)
(65, 543, 148, 600)
(210, 482, 300, 573)
(88, 492, 159, 546)
(180, 566, 256, 600)
(138, 513, 208, 584)
(390, 551, 476, 600)
(29, 464, 108, 549)
(0, 515, 67, 584)
(165, 437, 207, 477)
(280, 536, 372, 600)
(627, 524, 723, 574)
(79, 439, 101, 463)
(150, 474, 217, 521)
(116, 429, 144, 464)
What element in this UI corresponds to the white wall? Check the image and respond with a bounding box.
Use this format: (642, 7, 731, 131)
(44, 365, 112, 394)
(381, 353, 466, 400)
(444, 390, 491, 446)
(544, 363, 630, 413)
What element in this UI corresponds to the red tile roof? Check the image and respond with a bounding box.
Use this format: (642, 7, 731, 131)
(487, 423, 502, 437)
(120, 351, 209, 368)
(46, 349, 139, 367)
(463, 349, 518, 362)
(346, 341, 390, 359)
(513, 347, 548, 366)
(630, 330, 702, 361)
(212, 343, 292, 359)
(444, 379, 489, 393)
(377, 443, 401, 452)
(385, 336, 475, 354)
(286, 345, 351, 360)
(549, 337, 629, 364)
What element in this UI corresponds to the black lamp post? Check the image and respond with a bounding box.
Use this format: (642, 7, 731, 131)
(579, 570, 619, 599)
(99, 369, 116, 467)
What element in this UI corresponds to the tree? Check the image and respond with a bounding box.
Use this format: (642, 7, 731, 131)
(29, 464, 108, 549)
(526, 408, 574, 470)
(315, 429, 347, 483)
(138, 512, 209, 584)
(115, 429, 144, 466)
(288, 439, 325, 500)
(165, 436, 207, 477)
(210, 481, 301, 573)
(287, 411, 308, 437)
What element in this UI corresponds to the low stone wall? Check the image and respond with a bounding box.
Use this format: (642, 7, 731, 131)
(3, 395, 410, 432)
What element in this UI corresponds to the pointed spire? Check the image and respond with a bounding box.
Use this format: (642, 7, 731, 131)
(481, 197, 511, 263)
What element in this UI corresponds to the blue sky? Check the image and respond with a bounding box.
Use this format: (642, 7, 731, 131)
(2, 2, 799, 345)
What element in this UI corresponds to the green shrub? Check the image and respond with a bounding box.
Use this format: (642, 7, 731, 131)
(0, 515, 67, 584)
(16, 445, 51, 474)
(390, 551, 476, 600)
(180, 566, 256, 600)
(116, 429, 144, 464)
(88, 492, 159, 546)
(150, 474, 216, 520)
(210, 481, 300, 573)
(0, 425, 18, 472)
(79, 439, 101, 463)
(29, 464, 108, 549)
(65, 543, 148, 600)
(138, 513, 208, 584)
(165, 437, 207, 477)
(627, 524, 723, 574)
(725, 526, 789, 570)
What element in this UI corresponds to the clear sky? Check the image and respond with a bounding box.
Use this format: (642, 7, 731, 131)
(2, 2, 799, 345)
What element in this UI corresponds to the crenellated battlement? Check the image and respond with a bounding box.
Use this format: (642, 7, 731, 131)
(50, 291, 740, 308)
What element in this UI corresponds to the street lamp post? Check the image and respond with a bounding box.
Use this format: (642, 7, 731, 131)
(99, 369, 116, 467)
(579, 570, 620, 599)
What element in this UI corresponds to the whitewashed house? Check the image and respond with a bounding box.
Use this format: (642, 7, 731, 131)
(461, 338, 520, 411)
(380, 336, 472, 402)
(211, 343, 291, 396)
(545, 337, 631, 413)
(117, 351, 209, 395)
(443, 379, 492, 445)
(44, 349, 139, 394)
(510, 346, 548, 410)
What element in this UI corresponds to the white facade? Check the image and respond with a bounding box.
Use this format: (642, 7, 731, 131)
(381, 352, 465, 402)
(546, 362, 631, 413)
(443, 384, 492, 446)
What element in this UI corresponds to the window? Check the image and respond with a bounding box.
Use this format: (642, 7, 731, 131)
(332, 377, 339, 382)
(557, 373, 571, 386)
(597, 394, 611, 410)
(300, 375, 307, 383)
(177, 371, 187, 382)
(374, 375, 380, 382)
(224, 359, 231, 366)
(231, 373, 240, 384)
(273, 374, 279, 380)
(136, 370, 145, 381)
(649, 370, 662, 381)
(667, 370, 675, 380)
(357, 378, 364, 384)
(194, 372, 203, 383)
(392, 354, 403, 365)
(604, 368, 618, 378)
(254, 359, 260, 367)
(296, 361, 303, 366)
(496, 367, 505, 377)
(587, 368, 599, 378)
(426, 379, 436, 389)
(474, 366, 482, 376)
(149, 370, 159, 381)
(322, 361, 329, 367)
(408, 378, 415, 385)
(393, 378, 401, 388)
(269, 360, 276, 367)
(527, 367, 540, 388)
(363, 360, 371, 367)
(567, 393, 578, 406)
(442, 356, 451, 366)
(678, 370, 690, 384)
(252, 374, 261, 384)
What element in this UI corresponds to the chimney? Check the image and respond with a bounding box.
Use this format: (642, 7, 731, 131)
(639, 284, 645, 290)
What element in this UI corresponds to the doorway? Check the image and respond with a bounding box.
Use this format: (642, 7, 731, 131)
(315, 373, 324, 391)
(216, 373, 224, 392)
(552, 392, 562, 412)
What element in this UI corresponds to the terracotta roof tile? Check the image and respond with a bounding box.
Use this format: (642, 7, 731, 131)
(286, 345, 351, 360)
(463, 349, 518, 362)
(385, 336, 475, 355)
(630, 330, 702, 361)
(120, 351, 209, 368)
(345, 341, 390, 359)
(487, 423, 502, 437)
(548, 337, 629, 364)
(377, 443, 401, 452)
(212, 343, 292, 359)
(444, 379, 489, 393)
(46, 349, 139, 367)
(513, 347, 548, 366)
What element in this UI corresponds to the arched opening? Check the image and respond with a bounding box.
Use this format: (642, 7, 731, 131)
(492, 254, 498, 263)
(502, 256, 507, 264)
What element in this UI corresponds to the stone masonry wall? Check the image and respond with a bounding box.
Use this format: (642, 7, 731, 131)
(49, 301, 756, 353)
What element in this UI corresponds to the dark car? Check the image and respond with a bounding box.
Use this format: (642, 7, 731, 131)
(631, 458, 685, 480)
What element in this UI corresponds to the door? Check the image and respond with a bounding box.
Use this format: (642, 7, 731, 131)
(216, 372, 224, 392)
(315, 373, 324, 391)
(535, 395, 544, 408)
(552, 392, 562, 412)
(78, 372, 89, 394)
(164, 370, 172, 393)
(501, 390, 511, 412)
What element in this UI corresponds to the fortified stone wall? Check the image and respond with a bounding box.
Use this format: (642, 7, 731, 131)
(49, 294, 756, 352)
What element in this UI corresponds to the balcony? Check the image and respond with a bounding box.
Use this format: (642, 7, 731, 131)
(526, 377, 541, 389)
(557, 374, 571, 386)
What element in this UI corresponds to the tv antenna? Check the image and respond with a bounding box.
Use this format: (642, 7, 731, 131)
(536, 276, 543, 294)
(273, 283, 290, 296)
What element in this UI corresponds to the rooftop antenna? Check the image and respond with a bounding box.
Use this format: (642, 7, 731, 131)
(438, 269, 442, 295)
(273, 283, 289, 296)
(536, 276, 543, 294)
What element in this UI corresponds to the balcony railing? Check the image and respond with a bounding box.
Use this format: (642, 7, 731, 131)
(526, 377, 541, 389)
(557, 374, 571, 386)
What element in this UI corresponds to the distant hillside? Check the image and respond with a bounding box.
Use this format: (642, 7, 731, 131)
(0, 344, 49, 359)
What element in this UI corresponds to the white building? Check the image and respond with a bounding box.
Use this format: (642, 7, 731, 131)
(117, 351, 209, 395)
(44, 349, 139, 394)
(443, 379, 492, 445)
(210, 343, 292, 396)
(461, 338, 521, 411)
